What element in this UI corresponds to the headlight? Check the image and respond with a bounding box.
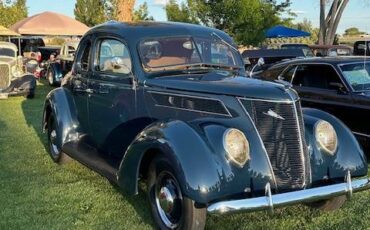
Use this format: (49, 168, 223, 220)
(315, 120, 338, 155)
(223, 128, 250, 167)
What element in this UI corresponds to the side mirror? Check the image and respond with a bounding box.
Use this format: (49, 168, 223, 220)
(329, 82, 347, 94)
(257, 57, 265, 66)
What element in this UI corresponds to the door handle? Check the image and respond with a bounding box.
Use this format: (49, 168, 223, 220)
(85, 88, 94, 94)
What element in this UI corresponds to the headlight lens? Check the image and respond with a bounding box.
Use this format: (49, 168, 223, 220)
(223, 128, 250, 167)
(315, 120, 338, 155)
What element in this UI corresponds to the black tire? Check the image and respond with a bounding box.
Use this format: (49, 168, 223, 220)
(147, 155, 206, 230)
(26, 89, 35, 99)
(47, 69, 55, 86)
(308, 195, 346, 211)
(47, 114, 71, 164)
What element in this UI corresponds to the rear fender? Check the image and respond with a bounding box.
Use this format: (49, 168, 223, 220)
(303, 108, 367, 183)
(42, 88, 80, 149)
(117, 119, 276, 204)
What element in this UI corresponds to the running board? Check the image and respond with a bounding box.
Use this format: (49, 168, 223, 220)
(62, 141, 119, 184)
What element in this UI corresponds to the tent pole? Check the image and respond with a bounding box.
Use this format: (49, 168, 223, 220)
(18, 38, 21, 56)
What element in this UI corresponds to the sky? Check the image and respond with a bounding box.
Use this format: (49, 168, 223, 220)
(26, 0, 370, 34)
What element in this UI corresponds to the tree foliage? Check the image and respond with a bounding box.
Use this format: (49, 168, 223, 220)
(133, 2, 153, 21)
(0, 0, 27, 28)
(165, 0, 198, 24)
(165, 0, 292, 46)
(344, 27, 365, 36)
(74, 0, 106, 27)
(319, 0, 349, 45)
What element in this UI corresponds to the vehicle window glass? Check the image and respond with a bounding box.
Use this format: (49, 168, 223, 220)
(138, 36, 242, 72)
(281, 65, 296, 82)
(293, 65, 341, 89)
(97, 39, 131, 75)
(340, 62, 370, 91)
(80, 40, 91, 71)
(0, 48, 15, 57)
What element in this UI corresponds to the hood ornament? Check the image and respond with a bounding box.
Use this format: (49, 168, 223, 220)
(263, 109, 285, 120)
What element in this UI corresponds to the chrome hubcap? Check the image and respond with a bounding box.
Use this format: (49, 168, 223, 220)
(155, 172, 182, 229)
(50, 129, 60, 157)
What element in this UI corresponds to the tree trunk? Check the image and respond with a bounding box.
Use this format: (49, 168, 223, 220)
(319, 0, 349, 45)
(116, 0, 136, 22)
(318, 0, 326, 45)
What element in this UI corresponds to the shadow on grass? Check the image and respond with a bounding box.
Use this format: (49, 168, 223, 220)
(20, 82, 156, 228)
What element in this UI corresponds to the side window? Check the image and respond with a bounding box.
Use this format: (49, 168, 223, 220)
(80, 40, 91, 71)
(96, 39, 132, 75)
(293, 64, 341, 89)
(280, 65, 297, 82)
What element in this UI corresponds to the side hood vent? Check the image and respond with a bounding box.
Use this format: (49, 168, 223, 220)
(150, 91, 231, 117)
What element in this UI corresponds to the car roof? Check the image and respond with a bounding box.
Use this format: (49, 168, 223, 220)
(0, 42, 18, 51)
(270, 56, 370, 69)
(86, 21, 236, 45)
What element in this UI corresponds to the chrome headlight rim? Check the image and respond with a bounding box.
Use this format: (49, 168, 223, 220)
(314, 120, 338, 155)
(223, 128, 250, 167)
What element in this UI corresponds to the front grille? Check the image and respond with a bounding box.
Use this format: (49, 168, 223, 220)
(240, 99, 310, 191)
(0, 64, 10, 89)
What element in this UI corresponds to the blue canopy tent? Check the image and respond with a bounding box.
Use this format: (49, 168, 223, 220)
(266, 25, 310, 38)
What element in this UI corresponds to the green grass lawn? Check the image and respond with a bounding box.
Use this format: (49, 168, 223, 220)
(0, 82, 370, 230)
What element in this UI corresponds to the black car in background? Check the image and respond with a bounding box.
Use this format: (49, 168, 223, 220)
(259, 57, 370, 147)
(353, 40, 370, 56)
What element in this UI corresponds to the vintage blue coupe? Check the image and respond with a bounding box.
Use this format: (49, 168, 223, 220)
(42, 22, 370, 229)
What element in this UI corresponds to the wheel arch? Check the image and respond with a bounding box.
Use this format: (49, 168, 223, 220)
(117, 119, 276, 204)
(302, 107, 368, 181)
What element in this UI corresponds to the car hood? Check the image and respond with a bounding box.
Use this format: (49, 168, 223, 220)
(0, 57, 15, 64)
(144, 72, 297, 101)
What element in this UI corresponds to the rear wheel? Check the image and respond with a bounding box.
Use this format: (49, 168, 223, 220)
(147, 155, 206, 230)
(47, 114, 70, 164)
(308, 195, 346, 211)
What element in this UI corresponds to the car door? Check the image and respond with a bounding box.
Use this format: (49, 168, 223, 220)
(291, 64, 354, 125)
(87, 37, 137, 157)
(70, 36, 92, 133)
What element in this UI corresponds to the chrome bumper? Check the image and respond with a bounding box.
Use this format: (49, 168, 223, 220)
(207, 172, 370, 215)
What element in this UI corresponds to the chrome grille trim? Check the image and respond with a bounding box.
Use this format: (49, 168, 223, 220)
(238, 96, 310, 190)
(0, 63, 10, 89)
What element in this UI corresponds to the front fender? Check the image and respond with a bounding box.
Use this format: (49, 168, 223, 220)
(42, 87, 80, 149)
(117, 119, 276, 205)
(303, 108, 367, 183)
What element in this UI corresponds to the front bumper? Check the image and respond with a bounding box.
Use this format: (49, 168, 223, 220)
(207, 172, 370, 215)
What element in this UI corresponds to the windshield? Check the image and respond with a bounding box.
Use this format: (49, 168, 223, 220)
(340, 62, 370, 91)
(138, 36, 243, 72)
(0, 48, 15, 58)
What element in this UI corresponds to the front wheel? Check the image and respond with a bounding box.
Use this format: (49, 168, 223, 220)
(47, 114, 70, 164)
(147, 155, 206, 230)
(308, 195, 346, 211)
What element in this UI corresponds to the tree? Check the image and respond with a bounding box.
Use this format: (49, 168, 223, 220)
(319, 0, 349, 45)
(74, 0, 106, 27)
(344, 27, 365, 36)
(0, 0, 27, 28)
(133, 2, 153, 21)
(165, 0, 292, 46)
(165, 0, 198, 24)
(114, 0, 136, 22)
